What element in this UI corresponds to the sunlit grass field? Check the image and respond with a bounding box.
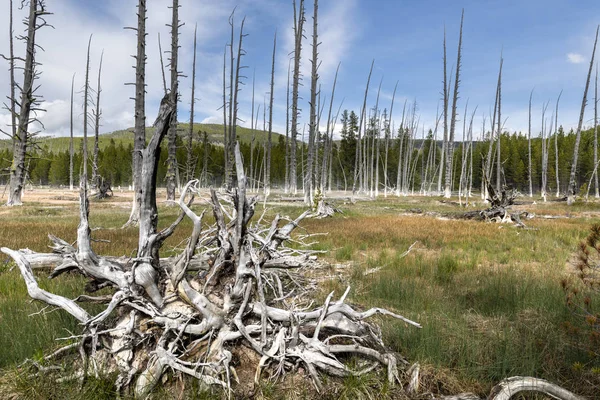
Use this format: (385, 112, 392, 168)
(1, 189, 599, 398)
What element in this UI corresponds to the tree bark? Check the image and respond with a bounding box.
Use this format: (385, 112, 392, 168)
(290, 0, 305, 194)
(353, 60, 374, 195)
(92, 51, 103, 190)
(444, 10, 464, 198)
(7, 0, 46, 206)
(567, 25, 599, 203)
(528, 88, 533, 197)
(124, 0, 146, 227)
(166, 0, 180, 201)
(186, 24, 197, 183)
(305, 0, 319, 205)
(265, 31, 276, 196)
(69, 73, 75, 191)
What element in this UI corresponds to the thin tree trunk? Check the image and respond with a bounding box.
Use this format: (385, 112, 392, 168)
(82, 35, 92, 186)
(555, 90, 562, 197)
(265, 31, 276, 196)
(201, 132, 209, 187)
(250, 70, 255, 187)
(124, 0, 146, 226)
(528, 88, 534, 197)
(320, 63, 340, 191)
(496, 54, 503, 192)
(222, 45, 228, 188)
(595, 65, 599, 198)
(231, 17, 246, 187)
(166, 0, 180, 201)
(186, 24, 197, 183)
(304, 0, 319, 205)
(353, 60, 374, 195)
(69, 73, 75, 191)
(384, 81, 398, 197)
(567, 25, 599, 204)
(7, 0, 17, 159)
(225, 9, 236, 189)
(438, 26, 448, 196)
(285, 58, 291, 193)
(158, 32, 167, 96)
(444, 10, 464, 198)
(7, 0, 45, 206)
(92, 50, 103, 190)
(290, 0, 305, 195)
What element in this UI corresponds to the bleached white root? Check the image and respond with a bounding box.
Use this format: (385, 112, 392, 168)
(3, 138, 419, 398)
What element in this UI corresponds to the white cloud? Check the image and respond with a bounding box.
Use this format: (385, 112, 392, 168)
(567, 52, 585, 64)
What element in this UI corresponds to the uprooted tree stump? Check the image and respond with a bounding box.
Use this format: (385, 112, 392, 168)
(460, 180, 531, 227)
(1, 95, 421, 398)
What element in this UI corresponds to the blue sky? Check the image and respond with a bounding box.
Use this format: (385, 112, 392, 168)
(1, 0, 599, 140)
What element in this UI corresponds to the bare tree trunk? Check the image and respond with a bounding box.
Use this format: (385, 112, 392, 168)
(7, 0, 47, 206)
(222, 45, 228, 188)
(528, 88, 533, 197)
(166, 0, 181, 201)
(541, 101, 549, 201)
(483, 60, 501, 201)
(201, 132, 209, 187)
(186, 24, 197, 183)
(285, 58, 291, 193)
(92, 51, 103, 190)
(384, 82, 398, 197)
(555, 90, 562, 197)
(444, 12, 463, 199)
(124, 0, 146, 227)
(69, 73, 75, 191)
(396, 102, 407, 195)
(158, 32, 167, 96)
(6, 0, 17, 161)
(231, 17, 246, 186)
(225, 9, 236, 189)
(82, 35, 92, 187)
(250, 70, 255, 187)
(595, 65, 599, 198)
(265, 31, 276, 196)
(438, 27, 448, 196)
(567, 25, 599, 204)
(320, 63, 340, 191)
(496, 54, 503, 193)
(290, 0, 305, 195)
(353, 60, 374, 195)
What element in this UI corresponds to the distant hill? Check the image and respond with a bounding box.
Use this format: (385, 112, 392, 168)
(0, 123, 284, 153)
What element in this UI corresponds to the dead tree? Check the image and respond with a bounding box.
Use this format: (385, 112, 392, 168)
(555, 90, 562, 197)
(354, 60, 374, 195)
(1, 0, 17, 159)
(82, 35, 92, 185)
(305, 0, 319, 205)
(285, 58, 292, 193)
(4, 90, 422, 395)
(567, 25, 599, 204)
(124, 0, 146, 227)
(230, 16, 247, 189)
(528, 88, 533, 197)
(384, 81, 398, 197)
(185, 24, 198, 183)
(166, 0, 182, 201)
(495, 53, 503, 193)
(437, 26, 448, 196)
(158, 33, 167, 95)
(6, 0, 50, 206)
(595, 65, 599, 198)
(200, 131, 209, 187)
(69, 73, 75, 191)
(290, 0, 305, 194)
(444, 10, 464, 198)
(320, 62, 340, 192)
(265, 31, 276, 196)
(92, 50, 103, 190)
(222, 44, 228, 187)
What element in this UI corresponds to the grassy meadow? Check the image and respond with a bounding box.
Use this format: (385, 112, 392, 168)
(0, 189, 599, 398)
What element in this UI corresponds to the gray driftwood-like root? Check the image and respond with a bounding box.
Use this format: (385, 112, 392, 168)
(2, 96, 420, 398)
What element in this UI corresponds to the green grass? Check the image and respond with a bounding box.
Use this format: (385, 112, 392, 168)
(1, 193, 600, 397)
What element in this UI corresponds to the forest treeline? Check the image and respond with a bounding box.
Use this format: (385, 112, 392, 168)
(1, 116, 598, 197)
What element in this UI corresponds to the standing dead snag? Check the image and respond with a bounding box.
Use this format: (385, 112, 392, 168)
(2, 93, 421, 397)
(567, 25, 599, 204)
(124, 0, 147, 227)
(166, 0, 182, 201)
(6, 0, 50, 206)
